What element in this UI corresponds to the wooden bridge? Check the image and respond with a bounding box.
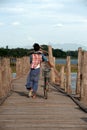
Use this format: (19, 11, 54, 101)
(0, 63, 87, 130)
(0, 71, 87, 130)
(0, 45, 87, 130)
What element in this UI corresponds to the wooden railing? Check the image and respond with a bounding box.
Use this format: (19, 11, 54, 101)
(0, 56, 30, 100)
(16, 56, 30, 78)
(48, 46, 87, 108)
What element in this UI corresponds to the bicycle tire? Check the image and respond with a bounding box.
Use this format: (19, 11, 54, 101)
(44, 77, 48, 99)
(44, 88, 48, 99)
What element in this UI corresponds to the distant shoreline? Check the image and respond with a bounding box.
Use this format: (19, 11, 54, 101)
(55, 58, 78, 65)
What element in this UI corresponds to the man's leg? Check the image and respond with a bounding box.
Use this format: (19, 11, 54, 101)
(32, 81, 38, 98)
(32, 68, 40, 98)
(25, 70, 34, 97)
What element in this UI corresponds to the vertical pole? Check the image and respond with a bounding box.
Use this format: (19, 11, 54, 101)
(76, 47, 82, 95)
(0, 58, 12, 98)
(60, 66, 65, 89)
(80, 51, 87, 105)
(0, 61, 3, 97)
(48, 46, 55, 82)
(52, 57, 55, 82)
(66, 56, 72, 94)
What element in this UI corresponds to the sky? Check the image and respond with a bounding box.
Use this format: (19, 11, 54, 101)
(0, 0, 87, 50)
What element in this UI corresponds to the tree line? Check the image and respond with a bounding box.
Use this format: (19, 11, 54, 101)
(0, 45, 78, 58)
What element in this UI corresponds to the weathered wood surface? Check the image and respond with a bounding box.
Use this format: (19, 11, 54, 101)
(0, 72, 87, 130)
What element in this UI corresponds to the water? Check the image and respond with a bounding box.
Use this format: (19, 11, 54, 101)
(71, 73, 77, 91)
(56, 58, 78, 65)
(55, 58, 77, 93)
(12, 73, 16, 78)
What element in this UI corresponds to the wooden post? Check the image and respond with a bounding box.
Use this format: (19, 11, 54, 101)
(16, 57, 30, 77)
(60, 66, 65, 89)
(52, 57, 55, 82)
(2, 58, 9, 96)
(66, 56, 72, 94)
(80, 51, 87, 105)
(22, 56, 30, 74)
(0, 61, 3, 97)
(0, 58, 12, 98)
(16, 58, 22, 77)
(76, 47, 82, 95)
(48, 46, 55, 82)
(64, 77, 66, 92)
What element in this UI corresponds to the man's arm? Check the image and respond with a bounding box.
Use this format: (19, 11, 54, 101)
(46, 61, 60, 77)
(47, 61, 53, 68)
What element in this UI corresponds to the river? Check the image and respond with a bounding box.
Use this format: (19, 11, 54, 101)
(55, 58, 78, 64)
(56, 58, 77, 93)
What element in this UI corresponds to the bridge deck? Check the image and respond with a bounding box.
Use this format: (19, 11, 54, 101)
(0, 72, 87, 130)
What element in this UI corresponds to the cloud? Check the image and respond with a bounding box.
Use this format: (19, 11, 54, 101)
(0, 22, 4, 26)
(27, 36, 35, 42)
(81, 0, 87, 6)
(39, 3, 64, 10)
(48, 13, 87, 25)
(11, 22, 20, 26)
(0, 6, 24, 14)
(53, 23, 64, 28)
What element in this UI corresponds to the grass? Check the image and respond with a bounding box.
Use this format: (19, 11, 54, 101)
(10, 63, 78, 73)
(55, 64, 78, 73)
(10, 64, 16, 73)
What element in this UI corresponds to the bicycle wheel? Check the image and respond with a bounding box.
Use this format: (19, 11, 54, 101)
(44, 88, 48, 99)
(44, 77, 48, 99)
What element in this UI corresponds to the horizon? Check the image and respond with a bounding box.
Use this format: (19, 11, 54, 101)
(1, 43, 86, 51)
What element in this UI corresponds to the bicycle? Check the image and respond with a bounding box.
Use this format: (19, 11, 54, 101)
(43, 67, 51, 99)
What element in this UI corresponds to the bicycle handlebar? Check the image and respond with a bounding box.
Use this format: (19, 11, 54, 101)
(43, 68, 51, 72)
